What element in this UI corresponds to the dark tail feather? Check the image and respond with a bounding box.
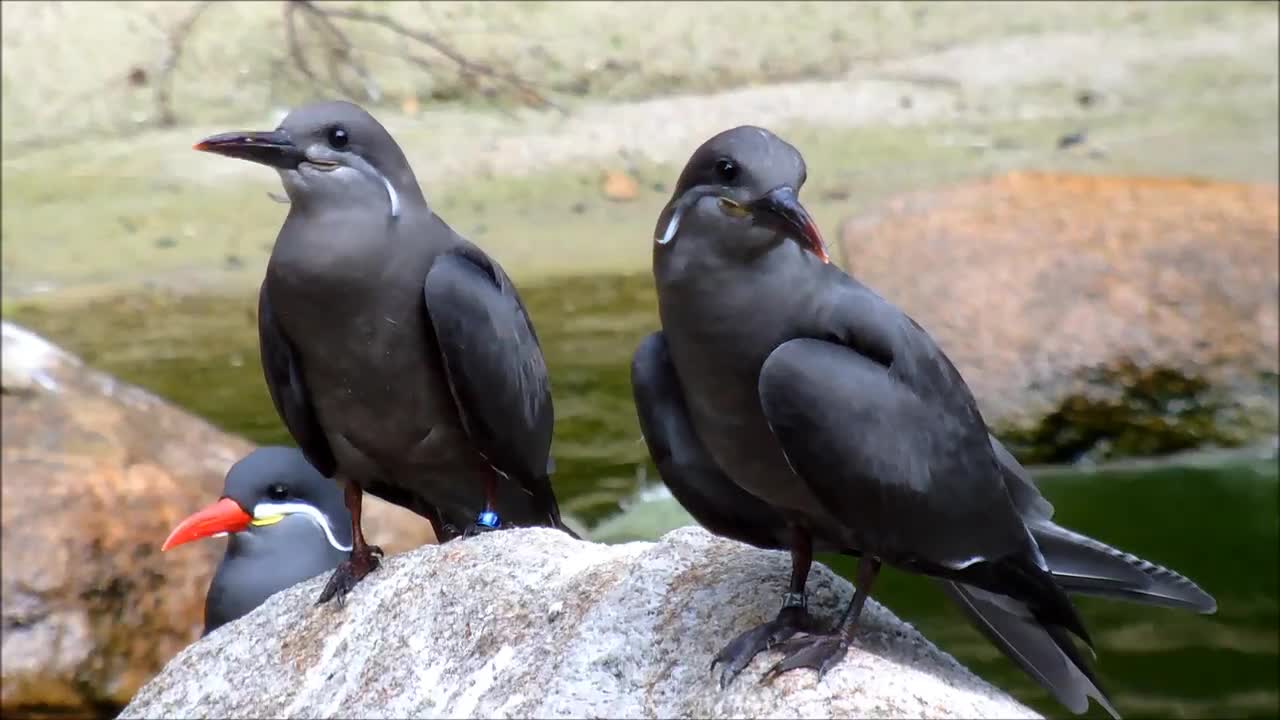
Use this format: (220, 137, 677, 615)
(996, 552, 1096, 650)
(941, 581, 1121, 719)
(526, 474, 581, 540)
(1033, 522, 1217, 613)
(557, 519, 582, 541)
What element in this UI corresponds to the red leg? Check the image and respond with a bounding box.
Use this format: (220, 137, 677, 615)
(315, 479, 384, 606)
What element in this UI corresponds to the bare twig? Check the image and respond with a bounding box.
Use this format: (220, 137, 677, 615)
(360, 43, 438, 74)
(292, 0, 380, 102)
(6, 0, 557, 158)
(155, 0, 214, 127)
(283, 2, 319, 86)
(291, 0, 559, 111)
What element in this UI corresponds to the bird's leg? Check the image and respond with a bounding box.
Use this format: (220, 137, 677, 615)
(760, 555, 882, 684)
(712, 526, 815, 689)
(463, 469, 502, 537)
(316, 480, 384, 607)
(425, 506, 459, 543)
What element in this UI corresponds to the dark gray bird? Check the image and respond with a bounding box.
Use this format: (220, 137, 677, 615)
(162, 446, 352, 635)
(632, 126, 1216, 718)
(194, 100, 575, 604)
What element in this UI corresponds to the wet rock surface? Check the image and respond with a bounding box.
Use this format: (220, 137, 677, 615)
(0, 322, 435, 716)
(838, 172, 1279, 463)
(121, 527, 1038, 719)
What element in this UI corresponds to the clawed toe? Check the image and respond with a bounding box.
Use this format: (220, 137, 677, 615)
(462, 522, 500, 538)
(760, 633, 849, 684)
(711, 607, 809, 689)
(314, 546, 382, 607)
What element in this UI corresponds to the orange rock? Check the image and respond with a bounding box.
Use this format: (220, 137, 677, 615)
(602, 170, 639, 202)
(0, 322, 434, 716)
(838, 172, 1279, 460)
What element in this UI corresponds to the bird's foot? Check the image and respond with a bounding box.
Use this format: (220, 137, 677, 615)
(760, 631, 850, 684)
(462, 510, 502, 538)
(711, 603, 810, 689)
(315, 544, 383, 607)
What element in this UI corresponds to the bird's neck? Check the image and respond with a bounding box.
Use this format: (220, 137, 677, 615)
(655, 232, 795, 290)
(656, 238, 824, 338)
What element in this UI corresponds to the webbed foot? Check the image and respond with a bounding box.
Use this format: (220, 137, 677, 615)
(760, 631, 850, 684)
(711, 599, 810, 689)
(315, 544, 383, 607)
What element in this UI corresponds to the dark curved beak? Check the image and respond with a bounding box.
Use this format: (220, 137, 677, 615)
(744, 186, 829, 263)
(194, 129, 304, 170)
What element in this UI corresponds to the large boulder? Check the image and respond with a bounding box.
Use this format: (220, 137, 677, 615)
(838, 172, 1279, 463)
(0, 322, 435, 716)
(120, 527, 1038, 719)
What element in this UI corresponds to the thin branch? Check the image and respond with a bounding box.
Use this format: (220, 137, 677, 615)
(6, 0, 557, 157)
(291, 0, 559, 112)
(283, 2, 319, 86)
(154, 0, 214, 127)
(293, 0, 380, 102)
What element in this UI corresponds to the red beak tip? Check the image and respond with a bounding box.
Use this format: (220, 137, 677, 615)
(160, 529, 189, 552)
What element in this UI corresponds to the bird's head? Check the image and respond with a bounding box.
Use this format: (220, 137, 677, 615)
(194, 100, 420, 218)
(162, 446, 352, 553)
(655, 125, 827, 264)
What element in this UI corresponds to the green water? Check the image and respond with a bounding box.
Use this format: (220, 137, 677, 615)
(8, 275, 661, 524)
(7, 278, 1278, 719)
(831, 459, 1279, 719)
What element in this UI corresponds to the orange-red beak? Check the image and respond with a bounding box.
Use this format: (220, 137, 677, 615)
(162, 497, 252, 551)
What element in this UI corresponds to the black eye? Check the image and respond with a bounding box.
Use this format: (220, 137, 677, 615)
(714, 158, 739, 182)
(327, 127, 349, 149)
(267, 484, 288, 501)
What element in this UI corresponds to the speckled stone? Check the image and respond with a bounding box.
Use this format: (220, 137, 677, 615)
(120, 526, 1038, 719)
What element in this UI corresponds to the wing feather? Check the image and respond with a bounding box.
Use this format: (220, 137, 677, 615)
(422, 246, 561, 524)
(257, 282, 336, 478)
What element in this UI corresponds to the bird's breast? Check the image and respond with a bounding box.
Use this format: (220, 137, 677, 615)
(653, 246, 833, 514)
(265, 243, 460, 470)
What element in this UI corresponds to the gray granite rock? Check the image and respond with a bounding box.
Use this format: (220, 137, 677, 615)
(120, 526, 1039, 719)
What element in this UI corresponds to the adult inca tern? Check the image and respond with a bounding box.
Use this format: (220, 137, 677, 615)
(632, 125, 1216, 718)
(194, 100, 576, 605)
(162, 446, 352, 634)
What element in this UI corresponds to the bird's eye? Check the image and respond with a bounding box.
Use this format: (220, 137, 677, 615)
(327, 127, 349, 149)
(267, 484, 288, 501)
(714, 158, 739, 182)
